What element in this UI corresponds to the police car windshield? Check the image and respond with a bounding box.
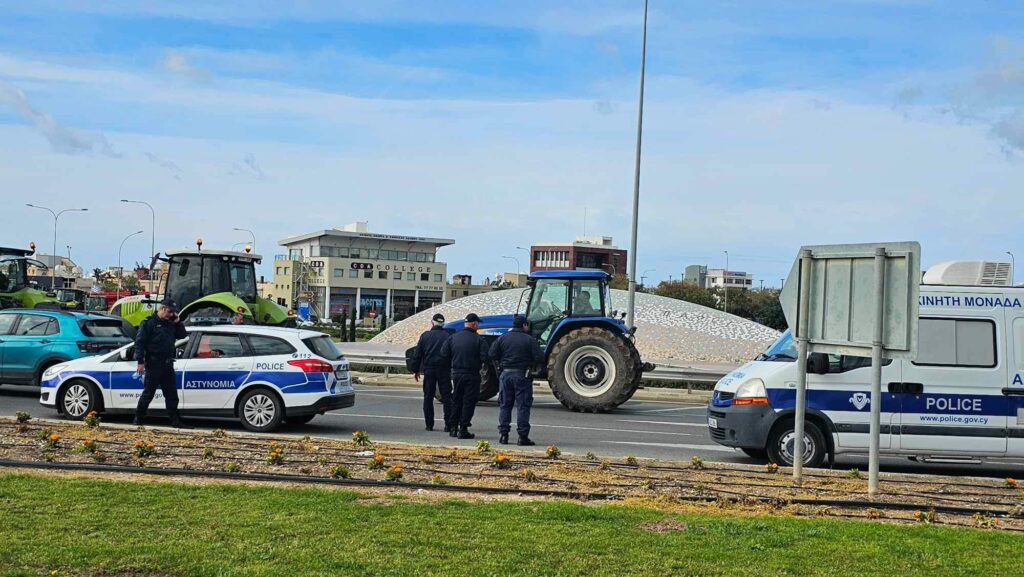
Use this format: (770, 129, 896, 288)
(303, 335, 344, 361)
(757, 330, 797, 362)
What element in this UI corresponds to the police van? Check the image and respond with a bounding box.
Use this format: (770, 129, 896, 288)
(39, 325, 354, 432)
(709, 260, 1024, 467)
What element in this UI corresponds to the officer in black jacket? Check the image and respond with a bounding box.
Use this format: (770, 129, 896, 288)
(440, 312, 489, 439)
(489, 315, 544, 445)
(411, 313, 454, 432)
(133, 298, 188, 427)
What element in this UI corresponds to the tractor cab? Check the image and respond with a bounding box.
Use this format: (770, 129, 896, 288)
(54, 288, 87, 310)
(119, 246, 293, 327)
(520, 270, 617, 345)
(0, 247, 60, 310)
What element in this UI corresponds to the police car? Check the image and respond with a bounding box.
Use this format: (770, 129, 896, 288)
(39, 325, 354, 432)
(709, 260, 1024, 467)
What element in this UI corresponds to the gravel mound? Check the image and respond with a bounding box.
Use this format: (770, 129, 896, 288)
(372, 289, 779, 365)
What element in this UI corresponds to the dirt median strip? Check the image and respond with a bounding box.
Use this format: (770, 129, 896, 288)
(2, 416, 1022, 530)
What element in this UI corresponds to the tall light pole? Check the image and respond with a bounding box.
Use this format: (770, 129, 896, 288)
(640, 268, 655, 288)
(514, 246, 532, 272)
(234, 227, 256, 254)
(121, 200, 155, 278)
(117, 230, 144, 301)
(501, 255, 520, 274)
(625, 0, 649, 331)
(723, 250, 729, 313)
(26, 204, 88, 290)
(1008, 251, 1016, 285)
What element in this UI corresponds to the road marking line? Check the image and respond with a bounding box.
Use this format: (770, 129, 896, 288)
(328, 413, 698, 436)
(632, 406, 707, 413)
(603, 441, 735, 452)
(618, 419, 707, 428)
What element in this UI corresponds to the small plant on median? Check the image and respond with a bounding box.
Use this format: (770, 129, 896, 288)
(625, 455, 639, 467)
(352, 430, 371, 447)
(476, 440, 491, 454)
(431, 474, 448, 486)
(83, 410, 101, 428)
(973, 512, 999, 528)
(224, 462, 241, 473)
(847, 468, 862, 479)
(132, 440, 155, 458)
(491, 453, 512, 469)
(201, 447, 214, 460)
(368, 453, 386, 471)
(15, 411, 31, 423)
(42, 433, 61, 449)
(690, 455, 704, 470)
(546, 445, 561, 460)
(36, 428, 53, 442)
(80, 439, 97, 454)
(600, 460, 611, 471)
(330, 464, 351, 479)
(865, 508, 884, 520)
(914, 508, 938, 524)
(267, 442, 285, 465)
(585, 451, 597, 461)
(522, 468, 538, 482)
(1005, 477, 1018, 488)
(765, 462, 779, 474)
(385, 465, 403, 482)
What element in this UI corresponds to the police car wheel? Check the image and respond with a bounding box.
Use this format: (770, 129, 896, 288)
(767, 420, 826, 468)
(238, 388, 284, 432)
(59, 380, 100, 420)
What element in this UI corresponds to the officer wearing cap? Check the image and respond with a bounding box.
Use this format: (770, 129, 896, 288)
(411, 313, 454, 432)
(440, 312, 489, 439)
(489, 314, 544, 445)
(133, 298, 188, 428)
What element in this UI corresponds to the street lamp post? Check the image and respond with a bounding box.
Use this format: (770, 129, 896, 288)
(120, 200, 155, 278)
(515, 246, 532, 272)
(640, 268, 655, 289)
(501, 255, 520, 274)
(117, 230, 145, 302)
(1008, 251, 1016, 285)
(234, 227, 256, 254)
(26, 204, 88, 290)
(625, 0, 649, 331)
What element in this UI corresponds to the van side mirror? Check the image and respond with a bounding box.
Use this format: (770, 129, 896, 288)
(807, 353, 830, 375)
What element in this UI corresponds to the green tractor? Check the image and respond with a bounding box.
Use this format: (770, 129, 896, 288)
(0, 246, 61, 310)
(118, 245, 294, 327)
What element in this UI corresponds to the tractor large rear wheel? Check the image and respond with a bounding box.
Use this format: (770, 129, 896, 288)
(547, 327, 640, 412)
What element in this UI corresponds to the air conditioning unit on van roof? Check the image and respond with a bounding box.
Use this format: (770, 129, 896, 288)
(922, 260, 1012, 286)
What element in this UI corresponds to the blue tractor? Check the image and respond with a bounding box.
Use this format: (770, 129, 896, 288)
(434, 270, 652, 412)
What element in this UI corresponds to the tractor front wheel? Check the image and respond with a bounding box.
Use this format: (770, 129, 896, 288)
(547, 327, 640, 413)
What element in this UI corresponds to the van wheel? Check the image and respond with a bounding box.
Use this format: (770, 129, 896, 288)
(238, 388, 284, 432)
(59, 380, 100, 420)
(767, 420, 826, 468)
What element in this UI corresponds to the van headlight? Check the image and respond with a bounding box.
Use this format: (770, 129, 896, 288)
(43, 364, 65, 379)
(733, 379, 769, 406)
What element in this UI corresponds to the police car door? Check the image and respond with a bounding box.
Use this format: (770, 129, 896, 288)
(107, 337, 191, 410)
(898, 315, 1007, 455)
(810, 355, 898, 450)
(179, 332, 254, 410)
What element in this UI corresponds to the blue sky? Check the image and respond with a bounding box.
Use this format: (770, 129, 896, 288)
(1, 1, 1023, 285)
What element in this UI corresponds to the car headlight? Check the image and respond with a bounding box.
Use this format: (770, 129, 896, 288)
(733, 379, 769, 405)
(43, 364, 65, 379)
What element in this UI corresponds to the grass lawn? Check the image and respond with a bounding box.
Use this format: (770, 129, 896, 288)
(0, 473, 1020, 577)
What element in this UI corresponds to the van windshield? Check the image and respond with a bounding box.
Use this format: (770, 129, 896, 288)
(756, 330, 797, 362)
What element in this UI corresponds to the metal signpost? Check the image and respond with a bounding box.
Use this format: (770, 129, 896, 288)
(780, 242, 920, 495)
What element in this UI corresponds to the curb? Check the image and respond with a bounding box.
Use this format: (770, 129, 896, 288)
(351, 372, 712, 404)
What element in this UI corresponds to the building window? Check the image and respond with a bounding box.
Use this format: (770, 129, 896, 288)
(367, 249, 378, 259)
(392, 271, 402, 280)
(462, 290, 469, 296)
(396, 251, 408, 261)
(434, 274, 442, 282)
(350, 249, 361, 258)
(350, 269, 359, 278)
(333, 269, 343, 277)
(406, 272, 415, 281)
(283, 267, 290, 275)
(275, 267, 281, 275)
(378, 271, 387, 279)
(420, 273, 429, 281)
(288, 249, 303, 260)
(363, 270, 372, 279)
(451, 290, 457, 297)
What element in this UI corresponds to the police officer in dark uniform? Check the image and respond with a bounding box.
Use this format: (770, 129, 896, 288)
(133, 298, 188, 427)
(441, 312, 489, 439)
(489, 314, 544, 445)
(411, 313, 454, 432)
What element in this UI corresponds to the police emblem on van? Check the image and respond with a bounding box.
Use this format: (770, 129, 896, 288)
(849, 393, 869, 411)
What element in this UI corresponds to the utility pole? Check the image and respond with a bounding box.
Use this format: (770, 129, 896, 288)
(26, 204, 88, 290)
(625, 0, 649, 330)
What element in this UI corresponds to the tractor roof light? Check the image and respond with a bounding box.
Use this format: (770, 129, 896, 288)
(245, 245, 252, 253)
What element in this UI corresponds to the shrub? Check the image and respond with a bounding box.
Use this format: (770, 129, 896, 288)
(15, 411, 31, 423)
(522, 468, 538, 482)
(368, 453, 386, 471)
(224, 462, 241, 473)
(690, 455, 704, 470)
(625, 455, 638, 467)
(352, 431, 371, 447)
(600, 460, 611, 471)
(83, 410, 101, 428)
(201, 447, 214, 460)
(476, 440, 491, 454)
(42, 433, 61, 449)
(81, 439, 97, 453)
(267, 442, 285, 465)
(585, 452, 597, 461)
(847, 468, 862, 479)
(132, 440, 155, 458)
(765, 462, 779, 474)
(331, 464, 351, 479)
(385, 465, 403, 482)
(546, 445, 561, 460)
(491, 453, 512, 469)
(431, 474, 448, 486)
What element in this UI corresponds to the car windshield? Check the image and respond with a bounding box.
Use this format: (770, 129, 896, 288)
(303, 335, 344, 361)
(756, 330, 797, 361)
(0, 258, 28, 293)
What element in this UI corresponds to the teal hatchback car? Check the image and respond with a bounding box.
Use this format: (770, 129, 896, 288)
(0, 309, 134, 386)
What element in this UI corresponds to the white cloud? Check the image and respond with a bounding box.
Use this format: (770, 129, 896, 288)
(160, 50, 209, 82)
(0, 80, 119, 156)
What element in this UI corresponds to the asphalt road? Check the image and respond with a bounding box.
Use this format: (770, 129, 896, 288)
(4, 382, 1024, 478)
